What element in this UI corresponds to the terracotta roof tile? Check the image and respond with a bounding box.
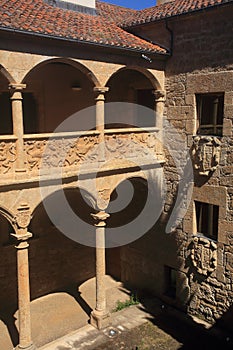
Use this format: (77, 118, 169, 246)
(0, 0, 167, 55)
(121, 0, 233, 27)
(96, 1, 137, 25)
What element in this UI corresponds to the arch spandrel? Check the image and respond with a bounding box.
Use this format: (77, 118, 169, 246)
(96, 166, 148, 209)
(30, 184, 98, 219)
(76, 60, 123, 88)
(0, 205, 17, 233)
(0, 64, 15, 84)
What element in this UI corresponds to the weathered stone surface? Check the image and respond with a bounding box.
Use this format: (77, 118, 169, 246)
(0, 0, 232, 345)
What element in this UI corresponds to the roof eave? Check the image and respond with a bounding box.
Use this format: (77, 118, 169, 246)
(0, 25, 169, 58)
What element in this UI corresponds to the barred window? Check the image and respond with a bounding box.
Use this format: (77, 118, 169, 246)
(196, 93, 224, 136)
(195, 201, 219, 240)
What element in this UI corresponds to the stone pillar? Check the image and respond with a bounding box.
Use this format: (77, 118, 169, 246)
(153, 90, 166, 156)
(11, 204, 36, 350)
(153, 90, 166, 130)
(94, 87, 109, 162)
(9, 83, 26, 172)
(90, 210, 110, 329)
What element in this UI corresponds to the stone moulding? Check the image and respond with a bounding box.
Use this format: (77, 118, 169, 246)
(190, 236, 217, 276)
(191, 135, 221, 176)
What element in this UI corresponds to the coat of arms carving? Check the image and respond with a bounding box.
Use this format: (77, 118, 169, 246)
(190, 236, 217, 275)
(191, 136, 221, 176)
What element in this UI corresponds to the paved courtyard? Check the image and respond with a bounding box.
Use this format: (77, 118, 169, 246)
(1, 275, 232, 350)
(40, 295, 233, 350)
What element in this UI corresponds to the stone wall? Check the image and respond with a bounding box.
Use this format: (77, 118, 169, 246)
(163, 6, 233, 326)
(120, 4, 233, 329)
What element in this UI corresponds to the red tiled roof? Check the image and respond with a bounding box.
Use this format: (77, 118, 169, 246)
(96, 1, 137, 25)
(0, 0, 167, 55)
(121, 0, 233, 27)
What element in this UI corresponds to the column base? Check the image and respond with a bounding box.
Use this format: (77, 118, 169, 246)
(90, 309, 110, 330)
(15, 343, 37, 350)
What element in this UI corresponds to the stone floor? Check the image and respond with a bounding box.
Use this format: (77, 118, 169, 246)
(0, 275, 131, 349)
(40, 297, 233, 350)
(1, 276, 232, 350)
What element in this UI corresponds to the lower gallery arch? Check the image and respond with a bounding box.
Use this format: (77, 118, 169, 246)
(106, 176, 149, 282)
(0, 211, 18, 349)
(105, 174, 176, 302)
(24, 185, 137, 347)
(27, 187, 96, 348)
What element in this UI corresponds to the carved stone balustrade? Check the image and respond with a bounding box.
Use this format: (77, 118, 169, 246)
(0, 128, 165, 183)
(24, 131, 100, 176)
(104, 127, 164, 164)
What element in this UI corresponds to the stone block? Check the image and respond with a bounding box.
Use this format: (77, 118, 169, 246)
(167, 106, 192, 120)
(219, 221, 233, 245)
(187, 72, 233, 94)
(193, 185, 227, 207)
(224, 105, 233, 119)
(186, 119, 196, 134)
(224, 91, 233, 105)
(226, 252, 233, 272)
(216, 266, 225, 284)
(223, 119, 232, 137)
(185, 94, 195, 106)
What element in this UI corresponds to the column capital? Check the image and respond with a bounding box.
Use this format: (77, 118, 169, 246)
(9, 83, 26, 92)
(153, 89, 166, 102)
(11, 232, 33, 242)
(91, 211, 110, 227)
(11, 231, 32, 250)
(94, 86, 109, 95)
(94, 87, 109, 101)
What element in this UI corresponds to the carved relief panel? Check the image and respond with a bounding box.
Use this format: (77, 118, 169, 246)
(0, 141, 16, 174)
(190, 236, 217, 275)
(105, 132, 162, 161)
(191, 136, 221, 176)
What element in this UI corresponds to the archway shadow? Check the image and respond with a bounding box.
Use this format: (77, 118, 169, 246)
(63, 283, 93, 317)
(0, 304, 19, 348)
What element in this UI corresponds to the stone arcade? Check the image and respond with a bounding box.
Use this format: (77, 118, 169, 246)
(0, 0, 232, 348)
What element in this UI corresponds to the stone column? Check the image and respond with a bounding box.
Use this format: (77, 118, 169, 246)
(94, 87, 109, 162)
(153, 90, 166, 130)
(90, 210, 110, 329)
(153, 90, 166, 157)
(9, 83, 26, 172)
(11, 204, 36, 350)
